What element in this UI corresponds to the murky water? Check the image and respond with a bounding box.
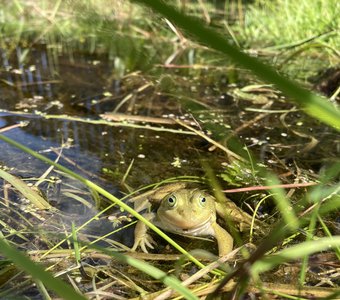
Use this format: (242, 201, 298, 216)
(0, 30, 339, 300)
(0, 45, 229, 258)
(1, 44, 338, 232)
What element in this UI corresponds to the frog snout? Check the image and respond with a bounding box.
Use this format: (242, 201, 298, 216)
(178, 208, 197, 215)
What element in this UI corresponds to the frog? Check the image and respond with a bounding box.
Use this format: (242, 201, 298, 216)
(130, 182, 260, 256)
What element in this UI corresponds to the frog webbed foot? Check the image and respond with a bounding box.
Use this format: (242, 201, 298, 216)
(131, 232, 156, 253)
(131, 218, 156, 253)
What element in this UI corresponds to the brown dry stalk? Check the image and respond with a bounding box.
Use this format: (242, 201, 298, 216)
(223, 182, 318, 193)
(0, 123, 26, 133)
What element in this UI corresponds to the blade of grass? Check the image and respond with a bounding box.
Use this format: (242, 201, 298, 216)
(71, 222, 81, 264)
(130, 0, 340, 130)
(0, 134, 205, 270)
(267, 176, 299, 231)
(0, 168, 51, 210)
(298, 202, 319, 286)
(0, 238, 87, 300)
(318, 215, 340, 260)
(251, 236, 340, 275)
(36, 280, 52, 300)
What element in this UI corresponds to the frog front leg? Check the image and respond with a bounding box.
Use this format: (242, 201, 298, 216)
(211, 222, 233, 256)
(131, 213, 156, 253)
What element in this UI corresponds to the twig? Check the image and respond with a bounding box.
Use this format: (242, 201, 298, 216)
(223, 182, 318, 193)
(0, 110, 196, 135)
(175, 119, 245, 161)
(101, 113, 197, 126)
(0, 122, 28, 133)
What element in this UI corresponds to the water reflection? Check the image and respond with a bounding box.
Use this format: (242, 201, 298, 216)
(0, 43, 338, 258)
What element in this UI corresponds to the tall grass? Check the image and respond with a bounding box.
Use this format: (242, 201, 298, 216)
(240, 0, 339, 50)
(132, 0, 340, 129)
(0, 0, 339, 299)
(237, 0, 340, 79)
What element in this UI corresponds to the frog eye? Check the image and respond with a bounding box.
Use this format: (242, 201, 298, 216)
(167, 195, 177, 207)
(199, 196, 207, 206)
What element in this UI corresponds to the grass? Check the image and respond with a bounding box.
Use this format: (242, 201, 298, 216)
(1, 133, 339, 298)
(0, 0, 339, 299)
(236, 0, 340, 80)
(239, 0, 339, 50)
(1, 0, 338, 80)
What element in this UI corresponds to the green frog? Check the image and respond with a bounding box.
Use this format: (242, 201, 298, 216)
(130, 182, 259, 256)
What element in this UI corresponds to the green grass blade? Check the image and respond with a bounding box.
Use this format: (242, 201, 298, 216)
(92, 246, 199, 300)
(130, 0, 340, 130)
(71, 222, 81, 264)
(0, 238, 87, 300)
(251, 236, 340, 275)
(0, 168, 51, 210)
(0, 134, 205, 270)
(267, 176, 299, 231)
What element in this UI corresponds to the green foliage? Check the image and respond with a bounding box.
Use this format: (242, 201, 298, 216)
(240, 0, 339, 50)
(0, 236, 87, 300)
(220, 160, 263, 187)
(237, 0, 340, 79)
(132, 0, 340, 130)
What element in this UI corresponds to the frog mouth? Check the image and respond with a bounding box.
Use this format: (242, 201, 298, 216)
(160, 214, 213, 235)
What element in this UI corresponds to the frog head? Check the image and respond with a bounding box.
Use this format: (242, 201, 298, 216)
(156, 189, 216, 233)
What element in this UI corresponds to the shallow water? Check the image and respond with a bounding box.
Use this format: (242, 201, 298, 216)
(0, 45, 228, 259)
(0, 44, 338, 223)
(0, 36, 339, 299)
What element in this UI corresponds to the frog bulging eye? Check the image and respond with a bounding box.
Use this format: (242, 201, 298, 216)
(167, 195, 177, 207)
(199, 196, 207, 206)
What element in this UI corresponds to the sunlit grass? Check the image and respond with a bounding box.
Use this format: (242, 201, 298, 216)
(0, 0, 339, 298)
(236, 0, 340, 79)
(240, 0, 339, 51)
(1, 0, 338, 81)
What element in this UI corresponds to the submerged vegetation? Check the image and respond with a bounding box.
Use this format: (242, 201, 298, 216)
(0, 0, 339, 299)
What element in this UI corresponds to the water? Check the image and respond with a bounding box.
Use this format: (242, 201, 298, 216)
(0, 42, 338, 298)
(0, 44, 224, 258)
(1, 43, 338, 214)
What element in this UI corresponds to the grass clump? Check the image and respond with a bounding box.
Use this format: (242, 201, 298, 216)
(0, 0, 339, 299)
(235, 0, 340, 79)
(239, 0, 339, 50)
(1, 0, 338, 82)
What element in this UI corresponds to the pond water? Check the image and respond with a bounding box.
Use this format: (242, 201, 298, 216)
(1, 43, 338, 229)
(0, 42, 339, 298)
(0, 44, 235, 256)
